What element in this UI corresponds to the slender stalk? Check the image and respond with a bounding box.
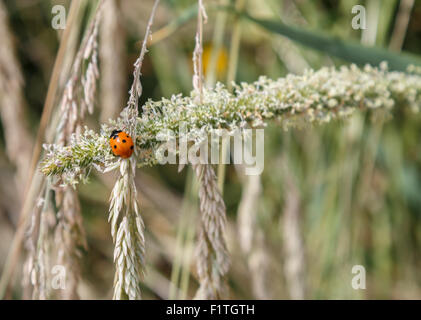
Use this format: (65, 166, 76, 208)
(280, 158, 306, 299)
(0, 0, 81, 299)
(191, 0, 230, 299)
(225, 0, 245, 91)
(23, 0, 103, 299)
(0, 0, 33, 188)
(361, 0, 380, 45)
(169, 168, 198, 299)
(192, 0, 207, 102)
(217, 0, 246, 193)
(205, 0, 229, 86)
(179, 214, 197, 299)
(100, 0, 127, 122)
(32, 179, 53, 299)
(170, 0, 226, 299)
(26, 0, 82, 193)
(389, 0, 415, 52)
(178, 170, 199, 299)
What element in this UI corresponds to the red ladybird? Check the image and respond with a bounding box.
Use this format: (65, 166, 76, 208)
(109, 130, 134, 158)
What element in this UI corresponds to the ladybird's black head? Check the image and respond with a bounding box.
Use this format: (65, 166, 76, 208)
(110, 129, 122, 139)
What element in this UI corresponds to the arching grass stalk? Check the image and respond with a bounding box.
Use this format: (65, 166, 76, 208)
(41, 63, 421, 181)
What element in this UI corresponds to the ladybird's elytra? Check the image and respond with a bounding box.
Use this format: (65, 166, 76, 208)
(109, 130, 134, 158)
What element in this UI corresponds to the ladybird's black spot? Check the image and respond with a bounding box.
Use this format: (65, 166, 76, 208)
(127, 135, 130, 138)
(130, 146, 134, 150)
(122, 139, 126, 143)
(110, 129, 122, 138)
(113, 145, 117, 149)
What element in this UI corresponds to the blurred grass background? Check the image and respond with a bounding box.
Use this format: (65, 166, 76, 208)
(0, 0, 420, 299)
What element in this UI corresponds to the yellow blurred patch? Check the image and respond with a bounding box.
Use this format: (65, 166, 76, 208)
(202, 44, 228, 79)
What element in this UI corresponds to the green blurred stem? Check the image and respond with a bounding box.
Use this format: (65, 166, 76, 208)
(205, 0, 229, 86)
(376, 0, 398, 46)
(169, 168, 198, 299)
(361, 0, 380, 45)
(179, 203, 197, 299)
(226, 0, 245, 91)
(218, 0, 246, 193)
(389, 0, 414, 52)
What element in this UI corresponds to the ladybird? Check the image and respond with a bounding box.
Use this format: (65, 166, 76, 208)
(109, 130, 135, 158)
